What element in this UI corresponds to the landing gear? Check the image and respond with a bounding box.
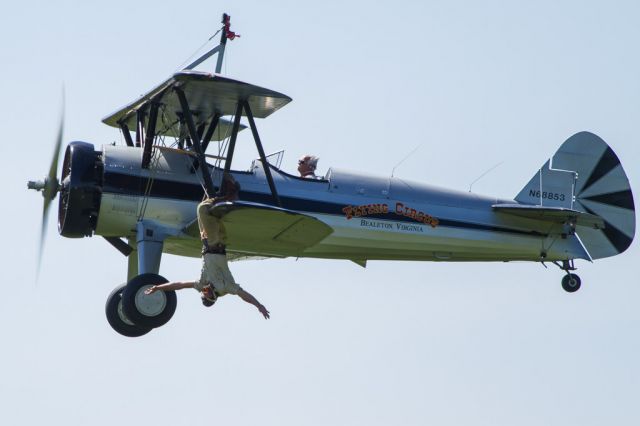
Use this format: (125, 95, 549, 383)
(121, 273, 177, 329)
(105, 219, 179, 336)
(553, 259, 582, 293)
(105, 284, 152, 337)
(561, 273, 581, 293)
(105, 274, 178, 337)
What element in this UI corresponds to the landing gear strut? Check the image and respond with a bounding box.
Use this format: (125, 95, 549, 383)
(553, 259, 582, 293)
(104, 218, 179, 337)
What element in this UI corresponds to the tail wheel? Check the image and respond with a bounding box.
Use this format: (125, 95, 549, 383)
(561, 273, 582, 293)
(105, 285, 152, 337)
(122, 274, 177, 329)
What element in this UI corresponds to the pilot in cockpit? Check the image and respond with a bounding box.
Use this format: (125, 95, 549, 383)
(298, 155, 320, 179)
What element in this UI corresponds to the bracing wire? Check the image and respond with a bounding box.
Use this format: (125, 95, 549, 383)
(137, 129, 169, 221)
(137, 146, 161, 221)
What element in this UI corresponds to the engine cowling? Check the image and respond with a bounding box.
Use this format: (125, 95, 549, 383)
(58, 141, 103, 238)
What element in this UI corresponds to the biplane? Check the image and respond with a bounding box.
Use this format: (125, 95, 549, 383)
(28, 15, 635, 337)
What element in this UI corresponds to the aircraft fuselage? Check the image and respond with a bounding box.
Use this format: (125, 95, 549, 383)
(90, 144, 584, 263)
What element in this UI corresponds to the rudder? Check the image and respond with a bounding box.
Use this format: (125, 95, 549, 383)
(515, 132, 635, 259)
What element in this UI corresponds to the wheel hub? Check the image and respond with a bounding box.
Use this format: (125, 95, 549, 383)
(134, 285, 167, 317)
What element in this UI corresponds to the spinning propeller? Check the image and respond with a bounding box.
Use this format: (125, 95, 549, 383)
(27, 106, 64, 277)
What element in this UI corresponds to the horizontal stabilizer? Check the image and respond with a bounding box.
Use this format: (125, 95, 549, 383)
(184, 201, 333, 257)
(492, 204, 605, 229)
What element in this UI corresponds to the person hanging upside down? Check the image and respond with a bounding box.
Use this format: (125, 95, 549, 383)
(145, 174, 270, 319)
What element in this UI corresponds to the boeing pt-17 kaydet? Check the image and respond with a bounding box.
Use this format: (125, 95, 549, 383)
(28, 15, 636, 337)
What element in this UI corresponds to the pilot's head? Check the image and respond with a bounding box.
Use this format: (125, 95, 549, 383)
(298, 155, 319, 177)
(201, 284, 218, 307)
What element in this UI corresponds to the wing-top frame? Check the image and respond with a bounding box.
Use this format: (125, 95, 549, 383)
(102, 73, 290, 203)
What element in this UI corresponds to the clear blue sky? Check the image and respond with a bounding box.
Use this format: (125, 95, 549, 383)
(2, 1, 639, 425)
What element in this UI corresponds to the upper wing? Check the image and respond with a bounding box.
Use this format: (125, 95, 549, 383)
(102, 70, 292, 138)
(184, 201, 333, 257)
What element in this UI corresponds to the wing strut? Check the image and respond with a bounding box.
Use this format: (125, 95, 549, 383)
(166, 92, 282, 206)
(223, 102, 244, 175)
(201, 112, 221, 153)
(119, 122, 134, 147)
(191, 112, 221, 172)
(141, 102, 160, 169)
(174, 86, 217, 197)
(220, 99, 282, 207)
(135, 110, 145, 147)
(244, 100, 281, 207)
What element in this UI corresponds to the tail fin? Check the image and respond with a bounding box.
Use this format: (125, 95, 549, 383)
(515, 132, 635, 259)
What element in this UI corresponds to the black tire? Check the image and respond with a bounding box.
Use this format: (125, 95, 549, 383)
(122, 273, 177, 329)
(105, 284, 152, 337)
(561, 273, 582, 293)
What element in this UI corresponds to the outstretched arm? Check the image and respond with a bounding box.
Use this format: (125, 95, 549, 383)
(145, 281, 196, 294)
(237, 288, 270, 319)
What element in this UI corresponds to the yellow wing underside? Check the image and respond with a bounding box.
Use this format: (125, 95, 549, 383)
(183, 201, 333, 257)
